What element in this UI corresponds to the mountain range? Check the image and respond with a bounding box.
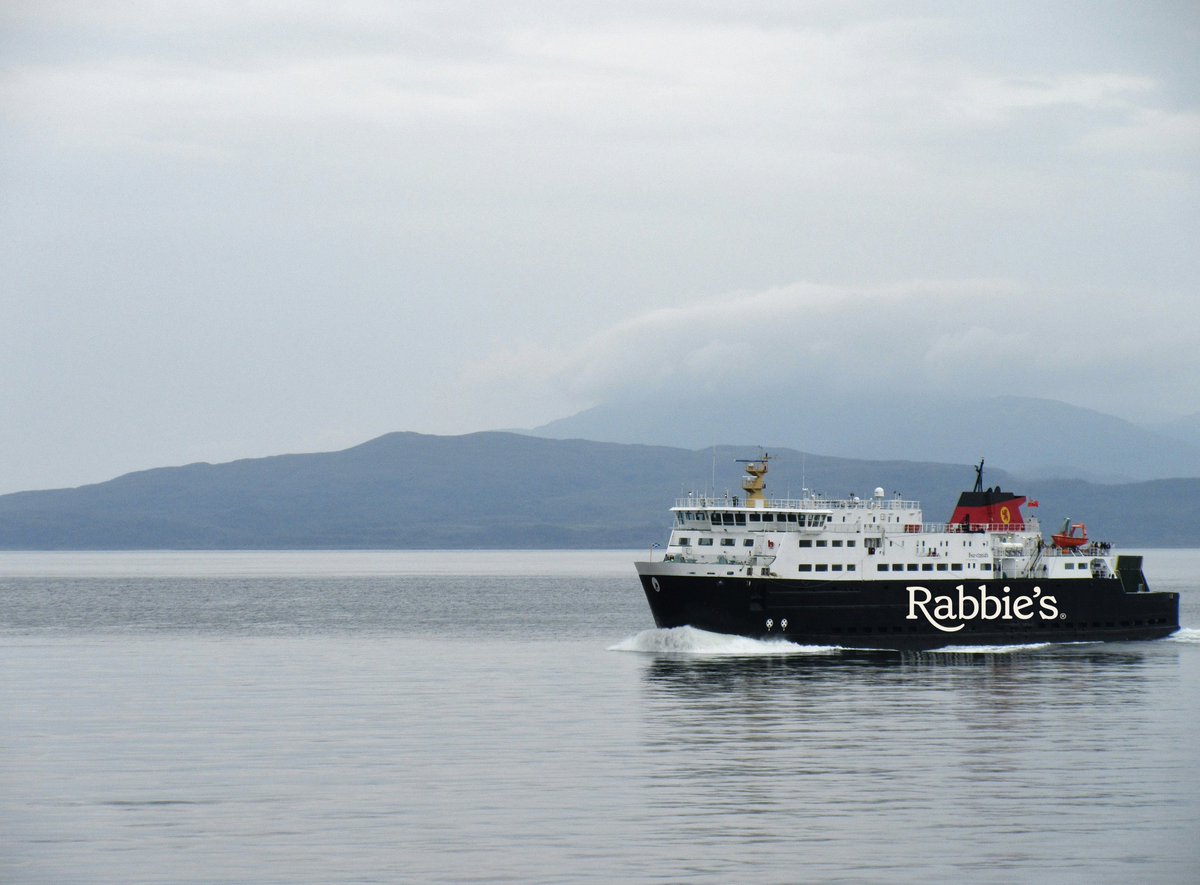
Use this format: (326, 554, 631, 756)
(0, 431, 1196, 549)
(533, 395, 1200, 483)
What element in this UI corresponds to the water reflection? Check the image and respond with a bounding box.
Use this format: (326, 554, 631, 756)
(626, 643, 1186, 879)
(639, 645, 1157, 695)
(636, 645, 1161, 736)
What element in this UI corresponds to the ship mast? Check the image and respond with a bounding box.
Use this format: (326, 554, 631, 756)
(738, 453, 770, 508)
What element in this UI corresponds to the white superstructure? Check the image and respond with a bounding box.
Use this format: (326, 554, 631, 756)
(649, 458, 1115, 584)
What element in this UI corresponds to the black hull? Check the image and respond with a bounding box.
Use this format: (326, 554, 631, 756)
(638, 570, 1179, 651)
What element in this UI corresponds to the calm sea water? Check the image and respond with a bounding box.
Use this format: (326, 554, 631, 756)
(2, 549, 1198, 884)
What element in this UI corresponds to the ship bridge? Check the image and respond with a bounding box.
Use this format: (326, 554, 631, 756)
(673, 488, 923, 533)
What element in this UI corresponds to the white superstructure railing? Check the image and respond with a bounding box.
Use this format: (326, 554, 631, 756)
(673, 495, 921, 511)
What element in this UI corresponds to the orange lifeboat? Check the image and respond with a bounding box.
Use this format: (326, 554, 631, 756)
(1052, 520, 1088, 549)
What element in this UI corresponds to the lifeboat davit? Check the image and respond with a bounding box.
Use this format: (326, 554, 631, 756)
(1052, 520, 1088, 549)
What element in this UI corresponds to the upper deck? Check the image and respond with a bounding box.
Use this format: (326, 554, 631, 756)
(651, 456, 1114, 578)
(673, 492, 922, 512)
(671, 489, 925, 534)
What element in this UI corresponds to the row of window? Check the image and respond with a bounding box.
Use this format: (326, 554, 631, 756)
(675, 511, 831, 527)
(875, 562, 993, 572)
(676, 537, 863, 548)
(798, 564, 858, 572)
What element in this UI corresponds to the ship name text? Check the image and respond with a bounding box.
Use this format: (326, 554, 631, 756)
(906, 584, 1061, 633)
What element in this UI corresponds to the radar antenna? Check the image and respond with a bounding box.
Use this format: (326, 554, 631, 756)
(736, 451, 771, 507)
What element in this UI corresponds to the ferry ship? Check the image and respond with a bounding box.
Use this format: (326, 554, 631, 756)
(634, 457, 1179, 649)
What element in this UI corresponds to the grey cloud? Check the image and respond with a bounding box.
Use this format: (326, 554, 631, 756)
(0, 1, 1196, 492)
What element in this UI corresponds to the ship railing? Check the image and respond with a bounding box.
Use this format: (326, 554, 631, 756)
(897, 520, 1113, 556)
(918, 519, 1043, 535)
(673, 496, 922, 511)
(658, 552, 773, 567)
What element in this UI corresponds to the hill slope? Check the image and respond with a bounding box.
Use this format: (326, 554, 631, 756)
(0, 433, 664, 549)
(0, 432, 1196, 548)
(534, 395, 1200, 483)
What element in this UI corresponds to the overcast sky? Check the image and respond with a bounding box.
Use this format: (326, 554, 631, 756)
(2, 1, 1198, 493)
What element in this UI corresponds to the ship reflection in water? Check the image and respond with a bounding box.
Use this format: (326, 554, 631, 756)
(626, 638, 1190, 881)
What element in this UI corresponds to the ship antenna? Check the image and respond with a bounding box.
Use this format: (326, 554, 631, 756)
(973, 458, 985, 493)
(735, 450, 771, 507)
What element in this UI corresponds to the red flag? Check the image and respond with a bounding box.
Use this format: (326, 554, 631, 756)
(1029, 500, 1039, 507)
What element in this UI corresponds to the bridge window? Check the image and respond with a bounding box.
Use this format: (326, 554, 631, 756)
(678, 537, 691, 546)
(699, 538, 713, 546)
(749, 513, 760, 522)
(721, 538, 735, 547)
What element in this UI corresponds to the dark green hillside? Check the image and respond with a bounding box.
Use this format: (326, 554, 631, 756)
(0, 433, 683, 549)
(0, 432, 1195, 548)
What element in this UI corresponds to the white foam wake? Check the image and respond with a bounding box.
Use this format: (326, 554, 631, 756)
(926, 642, 1055, 654)
(608, 626, 840, 656)
(1167, 627, 1200, 643)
